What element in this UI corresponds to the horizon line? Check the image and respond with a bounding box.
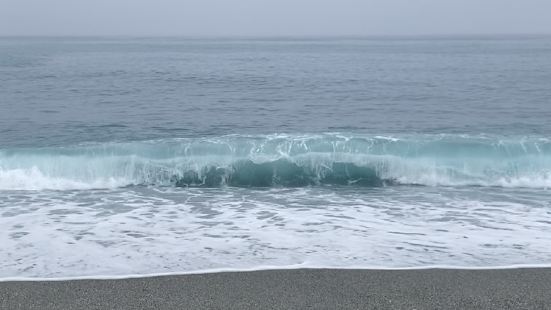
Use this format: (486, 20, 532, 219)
(1, 33, 551, 39)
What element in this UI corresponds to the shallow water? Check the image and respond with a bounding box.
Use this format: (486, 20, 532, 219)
(2, 186, 550, 278)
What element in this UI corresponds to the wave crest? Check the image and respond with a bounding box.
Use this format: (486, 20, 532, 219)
(1, 134, 550, 190)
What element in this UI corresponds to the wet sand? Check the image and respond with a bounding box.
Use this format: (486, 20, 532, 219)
(1, 268, 550, 309)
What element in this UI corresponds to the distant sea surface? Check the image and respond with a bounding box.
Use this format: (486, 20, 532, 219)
(1, 36, 551, 278)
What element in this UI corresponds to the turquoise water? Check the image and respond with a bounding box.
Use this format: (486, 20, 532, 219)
(1, 37, 551, 278)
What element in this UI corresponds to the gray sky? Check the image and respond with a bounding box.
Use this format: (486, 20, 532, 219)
(1, 0, 551, 36)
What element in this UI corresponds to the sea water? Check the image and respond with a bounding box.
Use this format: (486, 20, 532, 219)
(1, 36, 551, 278)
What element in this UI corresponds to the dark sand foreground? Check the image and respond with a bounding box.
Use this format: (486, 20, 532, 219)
(1, 268, 550, 309)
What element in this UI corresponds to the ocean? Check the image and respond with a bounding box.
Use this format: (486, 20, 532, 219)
(1, 36, 550, 279)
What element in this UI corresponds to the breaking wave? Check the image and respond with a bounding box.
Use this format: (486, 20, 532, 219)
(1, 134, 550, 190)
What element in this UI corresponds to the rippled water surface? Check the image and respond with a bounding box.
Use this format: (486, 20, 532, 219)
(2, 36, 551, 147)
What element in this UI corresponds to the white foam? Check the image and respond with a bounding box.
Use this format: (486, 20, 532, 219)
(0, 167, 130, 190)
(3, 264, 551, 282)
(1, 186, 550, 279)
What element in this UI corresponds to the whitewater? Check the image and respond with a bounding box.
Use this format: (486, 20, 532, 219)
(1, 134, 550, 190)
(2, 133, 551, 277)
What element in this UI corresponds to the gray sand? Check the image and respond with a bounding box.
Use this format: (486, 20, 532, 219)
(1, 268, 550, 309)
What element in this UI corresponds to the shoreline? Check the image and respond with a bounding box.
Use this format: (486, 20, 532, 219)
(2, 263, 551, 282)
(1, 268, 550, 309)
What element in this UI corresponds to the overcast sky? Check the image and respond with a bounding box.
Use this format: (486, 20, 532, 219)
(1, 0, 551, 36)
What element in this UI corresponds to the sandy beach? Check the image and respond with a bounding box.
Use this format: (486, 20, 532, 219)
(1, 268, 550, 309)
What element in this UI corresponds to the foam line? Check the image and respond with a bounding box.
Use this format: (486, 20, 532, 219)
(2, 263, 551, 282)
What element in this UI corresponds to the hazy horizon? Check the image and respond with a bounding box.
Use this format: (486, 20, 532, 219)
(1, 0, 551, 36)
